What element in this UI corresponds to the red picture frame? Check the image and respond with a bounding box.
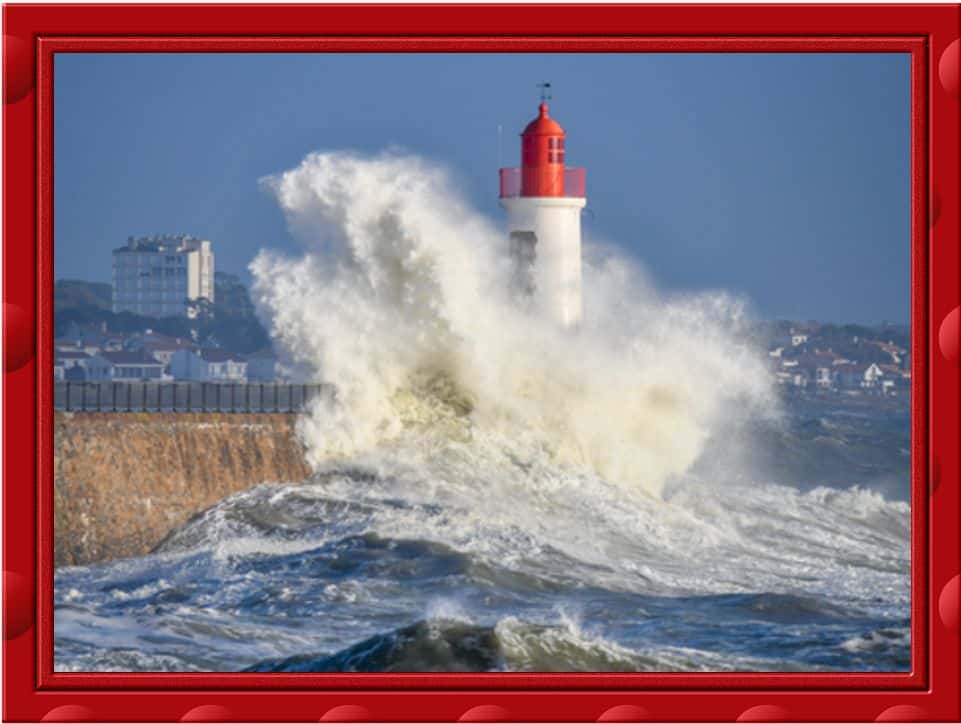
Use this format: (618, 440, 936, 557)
(3, 3, 959, 722)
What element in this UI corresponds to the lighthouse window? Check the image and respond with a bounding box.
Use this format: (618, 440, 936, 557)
(548, 137, 565, 164)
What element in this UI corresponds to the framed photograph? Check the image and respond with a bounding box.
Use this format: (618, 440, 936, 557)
(3, 3, 959, 722)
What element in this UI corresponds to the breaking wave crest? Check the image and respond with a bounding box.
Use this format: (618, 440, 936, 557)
(243, 615, 822, 673)
(251, 150, 776, 498)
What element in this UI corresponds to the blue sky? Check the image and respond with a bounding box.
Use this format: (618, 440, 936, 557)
(54, 52, 910, 324)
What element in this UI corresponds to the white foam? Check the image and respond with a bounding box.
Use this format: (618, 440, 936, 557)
(252, 149, 777, 500)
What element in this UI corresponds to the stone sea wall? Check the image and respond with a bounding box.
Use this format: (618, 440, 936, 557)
(54, 412, 312, 567)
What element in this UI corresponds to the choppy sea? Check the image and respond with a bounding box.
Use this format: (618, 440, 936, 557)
(54, 398, 910, 673)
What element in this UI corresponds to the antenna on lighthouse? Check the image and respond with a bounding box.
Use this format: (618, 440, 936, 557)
(537, 81, 552, 103)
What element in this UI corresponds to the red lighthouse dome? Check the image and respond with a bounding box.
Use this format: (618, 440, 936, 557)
(520, 103, 566, 196)
(498, 98, 584, 201)
(522, 102, 565, 137)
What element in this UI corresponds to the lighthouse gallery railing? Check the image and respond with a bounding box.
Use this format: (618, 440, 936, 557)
(498, 167, 585, 199)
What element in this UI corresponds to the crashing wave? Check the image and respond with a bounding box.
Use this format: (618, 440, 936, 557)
(251, 150, 777, 499)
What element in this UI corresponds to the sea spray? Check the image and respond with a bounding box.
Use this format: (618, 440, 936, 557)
(251, 150, 777, 498)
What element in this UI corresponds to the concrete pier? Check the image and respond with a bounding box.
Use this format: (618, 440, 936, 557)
(54, 412, 311, 567)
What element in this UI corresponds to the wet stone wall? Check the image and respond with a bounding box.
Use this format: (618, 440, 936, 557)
(54, 412, 311, 567)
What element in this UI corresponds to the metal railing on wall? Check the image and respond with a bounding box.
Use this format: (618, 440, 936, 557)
(54, 382, 332, 413)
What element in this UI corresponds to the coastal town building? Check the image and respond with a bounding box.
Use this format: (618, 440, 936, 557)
(53, 349, 165, 382)
(54, 349, 95, 381)
(768, 325, 910, 396)
(55, 348, 92, 369)
(169, 348, 248, 382)
(112, 234, 215, 318)
(125, 330, 198, 365)
(52, 324, 278, 384)
(99, 350, 167, 381)
(64, 352, 114, 382)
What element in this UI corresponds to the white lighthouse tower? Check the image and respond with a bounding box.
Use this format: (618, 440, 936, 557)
(499, 93, 586, 327)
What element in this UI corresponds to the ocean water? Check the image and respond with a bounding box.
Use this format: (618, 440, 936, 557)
(54, 151, 910, 672)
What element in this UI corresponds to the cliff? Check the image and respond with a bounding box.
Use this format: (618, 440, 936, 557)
(54, 412, 311, 567)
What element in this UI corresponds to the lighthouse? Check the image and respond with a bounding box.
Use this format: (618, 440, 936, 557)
(499, 93, 586, 327)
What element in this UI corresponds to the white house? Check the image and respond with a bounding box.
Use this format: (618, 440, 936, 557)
(834, 362, 885, 391)
(814, 365, 833, 388)
(100, 350, 165, 381)
(863, 362, 884, 388)
(170, 348, 247, 382)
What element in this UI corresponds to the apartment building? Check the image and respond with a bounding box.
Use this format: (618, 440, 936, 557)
(112, 234, 214, 318)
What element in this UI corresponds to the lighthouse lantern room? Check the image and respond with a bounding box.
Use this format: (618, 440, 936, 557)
(499, 92, 586, 328)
